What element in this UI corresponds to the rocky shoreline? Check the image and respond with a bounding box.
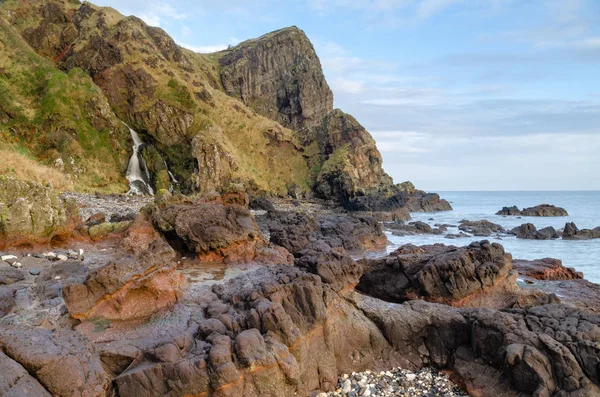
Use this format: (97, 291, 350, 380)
(1, 187, 599, 397)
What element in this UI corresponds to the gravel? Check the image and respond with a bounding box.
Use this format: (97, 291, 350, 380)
(318, 367, 467, 397)
(61, 192, 152, 222)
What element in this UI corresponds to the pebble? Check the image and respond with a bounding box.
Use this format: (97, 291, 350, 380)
(43, 252, 57, 261)
(29, 268, 41, 276)
(1, 255, 18, 265)
(57, 254, 68, 261)
(11, 262, 22, 269)
(321, 367, 466, 397)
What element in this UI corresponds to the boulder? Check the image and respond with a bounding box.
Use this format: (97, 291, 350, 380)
(458, 219, 505, 236)
(152, 194, 292, 264)
(513, 258, 583, 280)
(386, 221, 444, 237)
(357, 241, 518, 308)
(0, 176, 80, 247)
(562, 222, 600, 240)
(511, 223, 560, 240)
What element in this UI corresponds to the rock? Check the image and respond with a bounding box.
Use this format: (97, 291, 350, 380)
(562, 222, 600, 240)
(458, 219, 505, 236)
(219, 26, 333, 130)
(510, 223, 559, 240)
(513, 258, 583, 280)
(0, 327, 109, 396)
(358, 241, 519, 308)
(249, 196, 275, 212)
(0, 267, 24, 285)
(0, 176, 80, 247)
(1, 255, 18, 265)
(386, 221, 444, 237)
(0, 288, 15, 317)
(88, 222, 115, 241)
(11, 262, 22, 269)
(152, 194, 292, 264)
(268, 211, 387, 254)
(43, 252, 57, 261)
(29, 268, 41, 276)
(56, 254, 68, 261)
(496, 204, 568, 216)
(85, 212, 106, 227)
(63, 213, 186, 321)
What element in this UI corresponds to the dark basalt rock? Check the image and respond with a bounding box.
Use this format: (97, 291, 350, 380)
(458, 219, 505, 236)
(510, 223, 560, 240)
(357, 241, 517, 308)
(562, 222, 600, 240)
(497, 204, 568, 217)
(386, 221, 444, 237)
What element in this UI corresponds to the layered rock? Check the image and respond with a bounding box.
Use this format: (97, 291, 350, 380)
(513, 258, 583, 280)
(562, 222, 600, 240)
(357, 241, 520, 308)
(219, 26, 333, 130)
(62, 213, 186, 321)
(0, 176, 80, 247)
(496, 204, 568, 216)
(510, 223, 560, 240)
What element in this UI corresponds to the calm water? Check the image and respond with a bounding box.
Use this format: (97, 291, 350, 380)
(385, 191, 600, 283)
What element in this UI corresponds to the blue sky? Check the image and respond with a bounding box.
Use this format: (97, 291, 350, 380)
(93, 0, 600, 190)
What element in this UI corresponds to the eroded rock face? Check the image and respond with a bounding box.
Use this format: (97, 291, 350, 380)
(513, 258, 583, 280)
(357, 241, 519, 308)
(0, 327, 109, 397)
(496, 204, 568, 217)
(0, 176, 80, 247)
(62, 213, 186, 321)
(219, 26, 333, 130)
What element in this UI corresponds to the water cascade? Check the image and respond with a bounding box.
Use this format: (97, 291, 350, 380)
(125, 126, 154, 195)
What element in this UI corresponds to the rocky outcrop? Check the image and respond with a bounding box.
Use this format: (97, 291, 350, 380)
(151, 193, 292, 264)
(62, 213, 186, 321)
(357, 241, 519, 308)
(267, 211, 387, 254)
(496, 204, 568, 216)
(0, 176, 80, 247)
(0, 327, 109, 396)
(458, 219, 505, 236)
(510, 223, 560, 240)
(513, 258, 583, 280)
(219, 26, 333, 130)
(562, 222, 600, 240)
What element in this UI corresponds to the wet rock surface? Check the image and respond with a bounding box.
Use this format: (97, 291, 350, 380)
(386, 221, 444, 237)
(562, 221, 600, 240)
(458, 219, 505, 236)
(510, 223, 560, 240)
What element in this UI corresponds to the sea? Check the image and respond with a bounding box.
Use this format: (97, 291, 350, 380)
(384, 191, 600, 283)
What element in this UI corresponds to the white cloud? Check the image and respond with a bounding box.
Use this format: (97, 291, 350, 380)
(416, 0, 463, 19)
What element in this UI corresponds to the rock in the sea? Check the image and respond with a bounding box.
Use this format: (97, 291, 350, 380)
(496, 204, 568, 216)
(562, 222, 600, 240)
(458, 219, 505, 236)
(386, 221, 444, 237)
(513, 258, 583, 280)
(510, 223, 560, 240)
(0, 176, 80, 247)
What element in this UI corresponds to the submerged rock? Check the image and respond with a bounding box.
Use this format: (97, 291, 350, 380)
(458, 219, 505, 236)
(510, 223, 560, 240)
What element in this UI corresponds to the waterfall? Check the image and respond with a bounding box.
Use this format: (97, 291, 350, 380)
(125, 126, 154, 195)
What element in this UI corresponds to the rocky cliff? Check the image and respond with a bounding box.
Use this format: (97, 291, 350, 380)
(0, 0, 448, 211)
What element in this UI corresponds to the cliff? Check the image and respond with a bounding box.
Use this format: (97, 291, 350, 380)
(0, 0, 448, 211)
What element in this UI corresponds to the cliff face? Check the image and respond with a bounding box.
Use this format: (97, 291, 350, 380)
(0, 0, 446, 210)
(219, 27, 333, 130)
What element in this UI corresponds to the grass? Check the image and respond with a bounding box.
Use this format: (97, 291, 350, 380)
(0, 149, 73, 191)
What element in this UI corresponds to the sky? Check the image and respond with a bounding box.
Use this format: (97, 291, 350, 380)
(92, 0, 600, 191)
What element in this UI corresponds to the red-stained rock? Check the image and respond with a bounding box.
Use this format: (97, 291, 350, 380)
(513, 258, 583, 280)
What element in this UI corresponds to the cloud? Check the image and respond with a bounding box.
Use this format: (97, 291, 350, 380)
(179, 37, 241, 53)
